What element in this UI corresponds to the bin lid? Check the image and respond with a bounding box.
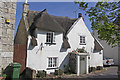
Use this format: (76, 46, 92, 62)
(11, 63, 21, 67)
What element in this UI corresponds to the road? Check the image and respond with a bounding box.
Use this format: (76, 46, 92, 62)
(44, 66, 119, 80)
(85, 66, 118, 78)
(61, 66, 119, 79)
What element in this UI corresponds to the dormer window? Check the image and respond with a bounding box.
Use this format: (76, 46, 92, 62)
(46, 32, 56, 44)
(80, 36, 86, 45)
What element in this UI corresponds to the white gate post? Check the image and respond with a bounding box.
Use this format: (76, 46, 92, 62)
(77, 55, 80, 76)
(86, 56, 88, 74)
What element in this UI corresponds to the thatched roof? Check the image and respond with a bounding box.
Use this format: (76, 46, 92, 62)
(27, 9, 77, 36)
(15, 9, 78, 49)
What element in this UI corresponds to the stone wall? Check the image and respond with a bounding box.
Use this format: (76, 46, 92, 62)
(0, 1, 16, 74)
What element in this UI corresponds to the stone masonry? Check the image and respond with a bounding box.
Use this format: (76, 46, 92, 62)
(0, 1, 16, 74)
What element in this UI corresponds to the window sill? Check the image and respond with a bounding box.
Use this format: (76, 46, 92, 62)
(80, 43, 86, 45)
(47, 67, 58, 70)
(45, 43, 56, 45)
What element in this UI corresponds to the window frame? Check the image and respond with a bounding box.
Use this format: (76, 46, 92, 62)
(45, 32, 56, 44)
(48, 57, 58, 68)
(80, 36, 86, 45)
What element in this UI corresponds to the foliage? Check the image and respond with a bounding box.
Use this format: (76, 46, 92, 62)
(1, 68, 6, 78)
(89, 67, 96, 73)
(36, 70, 46, 78)
(54, 69, 64, 75)
(76, 48, 87, 53)
(104, 56, 112, 59)
(75, 1, 120, 47)
(96, 66, 103, 70)
(2, 74, 7, 78)
(72, 47, 87, 53)
(63, 65, 73, 74)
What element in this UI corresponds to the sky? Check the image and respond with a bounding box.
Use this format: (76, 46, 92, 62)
(15, 2, 94, 35)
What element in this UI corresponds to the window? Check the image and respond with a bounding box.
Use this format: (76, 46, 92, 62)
(48, 57, 58, 68)
(80, 36, 86, 45)
(46, 32, 55, 44)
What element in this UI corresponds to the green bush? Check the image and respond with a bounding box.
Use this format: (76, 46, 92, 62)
(2, 74, 7, 78)
(77, 48, 87, 53)
(89, 67, 96, 73)
(1, 68, 7, 78)
(96, 66, 103, 70)
(54, 69, 64, 75)
(36, 70, 46, 78)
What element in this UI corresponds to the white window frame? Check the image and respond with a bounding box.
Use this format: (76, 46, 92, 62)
(80, 36, 86, 45)
(46, 32, 55, 44)
(48, 57, 58, 68)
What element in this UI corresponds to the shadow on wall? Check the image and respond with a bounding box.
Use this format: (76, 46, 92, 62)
(60, 45, 67, 52)
(59, 53, 70, 72)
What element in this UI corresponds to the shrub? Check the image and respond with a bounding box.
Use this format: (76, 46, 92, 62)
(96, 66, 103, 70)
(36, 70, 46, 78)
(1, 68, 7, 78)
(54, 69, 64, 75)
(77, 48, 87, 53)
(89, 67, 96, 73)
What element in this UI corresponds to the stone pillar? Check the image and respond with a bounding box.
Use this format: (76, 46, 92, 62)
(0, 1, 16, 74)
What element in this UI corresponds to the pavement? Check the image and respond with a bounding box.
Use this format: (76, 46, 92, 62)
(58, 66, 118, 79)
(85, 66, 118, 78)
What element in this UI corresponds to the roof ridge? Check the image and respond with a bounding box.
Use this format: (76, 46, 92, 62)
(50, 15, 77, 20)
(28, 9, 77, 20)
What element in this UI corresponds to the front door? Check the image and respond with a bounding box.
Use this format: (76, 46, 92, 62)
(80, 56, 86, 74)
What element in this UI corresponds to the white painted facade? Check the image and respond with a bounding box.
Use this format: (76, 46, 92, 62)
(26, 17, 103, 74)
(90, 50, 103, 67)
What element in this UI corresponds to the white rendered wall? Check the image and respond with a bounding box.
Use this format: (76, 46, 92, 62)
(67, 18, 95, 54)
(90, 50, 103, 67)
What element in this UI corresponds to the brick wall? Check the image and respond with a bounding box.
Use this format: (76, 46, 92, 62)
(14, 44, 27, 73)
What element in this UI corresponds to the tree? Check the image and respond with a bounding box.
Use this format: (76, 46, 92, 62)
(75, 1, 120, 78)
(75, 1, 120, 47)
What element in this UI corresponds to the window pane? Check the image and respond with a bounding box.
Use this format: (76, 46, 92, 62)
(53, 34, 55, 42)
(48, 58, 51, 67)
(80, 36, 82, 39)
(51, 33, 53, 43)
(80, 40, 82, 43)
(83, 38, 85, 43)
(48, 58, 52, 67)
(54, 58, 57, 66)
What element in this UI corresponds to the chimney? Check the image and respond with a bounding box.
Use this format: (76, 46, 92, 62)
(22, 0, 29, 17)
(25, 0, 28, 3)
(78, 13, 82, 18)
